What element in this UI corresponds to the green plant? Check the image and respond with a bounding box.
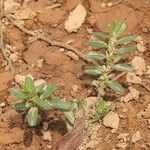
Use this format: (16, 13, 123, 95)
(84, 20, 136, 121)
(10, 77, 77, 127)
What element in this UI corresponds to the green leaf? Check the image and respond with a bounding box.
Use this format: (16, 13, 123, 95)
(107, 80, 124, 93)
(85, 51, 105, 60)
(75, 100, 85, 110)
(117, 45, 136, 54)
(40, 84, 58, 99)
(27, 107, 38, 127)
(36, 84, 45, 94)
(89, 40, 108, 48)
(14, 102, 27, 111)
(96, 97, 106, 114)
(24, 77, 35, 93)
(92, 32, 109, 39)
(84, 65, 103, 75)
(113, 63, 132, 72)
(50, 97, 73, 111)
(33, 98, 51, 109)
(10, 88, 28, 100)
(114, 54, 123, 63)
(64, 111, 75, 125)
(115, 35, 135, 45)
(112, 20, 127, 37)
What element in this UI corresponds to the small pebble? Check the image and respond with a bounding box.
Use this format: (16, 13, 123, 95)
(72, 85, 79, 92)
(107, 2, 113, 7)
(111, 129, 116, 133)
(34, 79, 46, 87)
(131, 131, 142, 143)
(142, 26, 149, 33)
(101, 3, 106, 8)
(15, 74, 34, 85)
(67, 39, 74, 44)
(9, 52, 19, 62)
(36, 59, 43, 68)
(47, 145, 52, 149)
(0, 102, 6, 108)
(116, 143, 128, 149)
(118, 133, 129, 142)
(59, 48, 65, 52)
(103, 111, 120, 129)
(43, 131, 51, 142)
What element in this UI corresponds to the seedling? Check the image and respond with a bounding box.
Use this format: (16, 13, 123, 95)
(10, 77, 77, 127)
(84, 20, 136, 121)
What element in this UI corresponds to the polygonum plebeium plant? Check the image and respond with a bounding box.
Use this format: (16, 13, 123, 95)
(84, 20, 136, 121)
(10, 77, 78, 127)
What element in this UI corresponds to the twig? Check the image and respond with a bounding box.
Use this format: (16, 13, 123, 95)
(5, 15, 99, 66)
(114, 72, 126, 80)
(0, 0, 14, 72)
(45, 3, 61, 9)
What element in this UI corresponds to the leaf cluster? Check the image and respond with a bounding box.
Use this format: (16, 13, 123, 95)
(10, 77, 78, 127)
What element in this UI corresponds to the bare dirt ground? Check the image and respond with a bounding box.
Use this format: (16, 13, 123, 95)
(0, 0, 150, 150)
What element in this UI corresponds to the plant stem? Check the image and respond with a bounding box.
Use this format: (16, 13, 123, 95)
(98, 37, 116, 100)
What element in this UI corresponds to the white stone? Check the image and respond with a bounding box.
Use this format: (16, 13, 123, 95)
(65, 4, 87, 33)
(72, 85, 79, 92)
(107, 2, 113, 7)
(0, 102, 6, 108)
(121, 86, 140, 102)
(43, 131, 51, 142)
(15, 74, 34, 85)
(136, 36, 146, 52)
(103, 111, 120, 129)
(131, 131, 142, 143)
(36, 59, 43, 68)
(101, 3, 106, 8)
(34, 79, 46, 87)
(118, 133, 129, 142)
(4, 0, 20, 12)
(116, 143, 128, 149)
(59, 48, 65, 52)
(137, 43, 145, 52)
(15, 8, 36, 20)
(126, 72, 142, 84)
(131, 56, 147, 76)
(9, 52, 19, 62)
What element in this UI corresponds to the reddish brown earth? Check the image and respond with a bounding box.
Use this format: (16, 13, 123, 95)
(0, 0, 150, 150)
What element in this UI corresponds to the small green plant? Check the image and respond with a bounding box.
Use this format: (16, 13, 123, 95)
(84, 20, 136, 121)
(10, 77, 77, 127)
